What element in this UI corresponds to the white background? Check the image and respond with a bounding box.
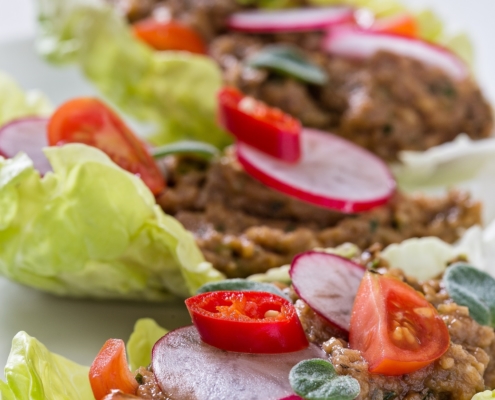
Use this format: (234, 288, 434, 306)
(0, 0, 494, 378)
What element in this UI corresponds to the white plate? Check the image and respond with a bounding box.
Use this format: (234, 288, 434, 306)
(0, 0, 495, 380)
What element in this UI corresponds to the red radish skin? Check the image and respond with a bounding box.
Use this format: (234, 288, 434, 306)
(290, 251, 366, 335)
(236, 128, 395, 213)
(227, 7, 355, 33)
(152, 325, 326, 400)
(323, 28, 468, 81)
(0, 117, 51, 174)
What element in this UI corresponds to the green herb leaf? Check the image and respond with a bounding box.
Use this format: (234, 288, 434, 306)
(151, 141, 220, 160)
(289, 359, 360, 400)
(443, 263, 495, 327)
(197, 278, 290, 301)
(248, 45, 328, 85)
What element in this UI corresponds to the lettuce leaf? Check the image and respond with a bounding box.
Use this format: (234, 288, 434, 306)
(0, 71, 52, 128)
(0, 332, 93, 400)
(393, 135, 495, 191)
(0, 143, 224, 300)
(36, 0, 229, 148)
(474, 391, 495, 400)
(127, 319, 168, 371)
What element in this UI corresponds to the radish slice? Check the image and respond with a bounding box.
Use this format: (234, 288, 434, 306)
(290, 251, 365, 334)
(152, 325, 326, 400)
(227, 7, 355, 33)
(0, 118, 51, 174)
(323, 28, 468, 81)
(236, 128, 396, 213)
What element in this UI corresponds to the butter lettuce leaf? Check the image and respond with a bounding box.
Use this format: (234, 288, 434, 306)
(127, 319, 168, 371)
(37, 0, 229, 148)
(0, 144, 224, 300)
(0, 332, 93, 400)
(474, 391, 495, 400)
(0, 71, 52, 128)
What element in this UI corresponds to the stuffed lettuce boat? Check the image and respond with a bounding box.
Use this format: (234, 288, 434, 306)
(2, 234, 495, 399)
(36, 0, 493, 164)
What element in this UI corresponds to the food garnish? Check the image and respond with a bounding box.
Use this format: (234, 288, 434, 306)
(323, 28, 468, 81)
(370, 13, 418, 37)
(185, 291, 308, 353)
(0, 117, 51, 175)
(48, 97, 165, 195)
(247, 45, 328, 85)
(236, 128, 396, 212)
(227, 6, 355, 33)
(290, 251, 365, 335)
(218, 87, 302, 163)
(89, 339, 138, 400)
(444, 263, 495, 327)
(132, 18, 207, 54)
(197, 278, 290, 300)
(150, 140, 220, 160)
(349, 272, 450, 375)
(289, 359, 360, 400)
(151, 325, 325, 399)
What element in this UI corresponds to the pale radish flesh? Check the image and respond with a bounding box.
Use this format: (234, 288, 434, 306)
(152, 325, 326, 400)
(0, 118, 51, 174)
(323, 28, 468, 81)
(227, 7, 355, 33)
(290, 251, 365, 334)
(236, 128, 396, 213)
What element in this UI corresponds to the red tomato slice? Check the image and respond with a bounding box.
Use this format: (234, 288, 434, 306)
(89, 339, 139, 400)
(48, 98, 165, 195)
(218, 87, 302, 163)
(132, 19, 207, 54)
(185, 291, 309, 353)
(371, 13, 418, 38)
(349, 272, 450, 375)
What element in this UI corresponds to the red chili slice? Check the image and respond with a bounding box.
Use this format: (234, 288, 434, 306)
(185, 291, 309, 354)
(218, 87, 301, 163)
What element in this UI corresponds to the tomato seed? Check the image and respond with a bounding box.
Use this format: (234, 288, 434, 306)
(264, 310, 280, 318)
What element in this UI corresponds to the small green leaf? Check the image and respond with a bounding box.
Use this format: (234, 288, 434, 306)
(151, 141, 219, 160)
(443, 263, 495, 327)
(248, 45, 328, 85)
(197, 278, 290, 301)
(289, 359, 360, 400)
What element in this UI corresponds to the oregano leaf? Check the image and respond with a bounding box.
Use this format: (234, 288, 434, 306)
(248, 45, 328, 85)
(196, 278, 290, 301)
(443, 263, 495, 327)
(289, 359, 360, 400)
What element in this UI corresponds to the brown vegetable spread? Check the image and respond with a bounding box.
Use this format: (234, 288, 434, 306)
(157, 152, 480, 278)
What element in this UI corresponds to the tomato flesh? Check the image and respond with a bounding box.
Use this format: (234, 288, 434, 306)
(371, 13, 418, 38)
(48, 98, 165, 195)
(89, 339, 138, 400)
(132, 18, 207, 54)
(185, 291, 309, 353)
(218, 87, 301, 163)
(349, 272, 450, 375)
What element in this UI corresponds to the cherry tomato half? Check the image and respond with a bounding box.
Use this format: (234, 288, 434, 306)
(371, 13, 418, 38)
(132, 19, 207, 54)
(89, 339, 139, 400)
(349, 272, 450, 375)
(185, 291, 309, 354)
(48, 98, 165, 195)
(218, 87, 302, 163)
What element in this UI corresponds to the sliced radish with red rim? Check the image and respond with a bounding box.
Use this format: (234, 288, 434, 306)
(152, 325, 326, 400)
(227, 7, 355, 33)
(0, 118, 51, 174)
(323, 28, 468, 81)
(236, 128, 395, 213)
(290, 251, 366, 335)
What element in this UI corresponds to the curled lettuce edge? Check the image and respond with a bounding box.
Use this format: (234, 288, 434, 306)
(0, 71, 52, 128)
(0, 144, 224, 301)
